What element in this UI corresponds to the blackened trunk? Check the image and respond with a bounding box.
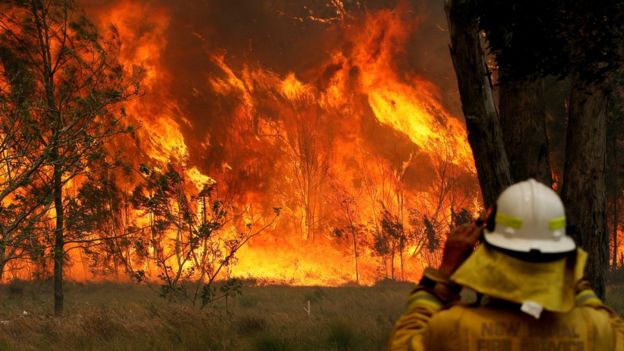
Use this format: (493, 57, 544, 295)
(445, 0, 512, 207)
(613, 196, 618, 268)
(53, 162, 64, 315)
(499, 76, 552, 185)
(352, 231, 359, 284)
(561, 76, 608, 298)
(31, 0, 65, 315)
(610, 130, 619, 268)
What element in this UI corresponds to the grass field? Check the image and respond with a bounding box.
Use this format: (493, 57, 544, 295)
(0, 280, 622, 351)
(0, 280, 412, 351)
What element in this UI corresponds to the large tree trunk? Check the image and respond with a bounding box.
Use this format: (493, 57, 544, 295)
(609, 127, 619, 268)
(561, 76, 609, 298)
(445, 0, 512, 207)
(613, 195, 618, 268)
(499, 76, 552, 186)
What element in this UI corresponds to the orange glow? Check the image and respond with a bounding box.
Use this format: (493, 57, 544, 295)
(1, 1, 480, 285)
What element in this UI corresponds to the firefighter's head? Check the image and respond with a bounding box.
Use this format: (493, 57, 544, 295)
(451, 179, 585, 316)
(483, 178, 576, 257)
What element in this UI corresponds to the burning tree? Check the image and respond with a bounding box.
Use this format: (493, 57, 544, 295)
(0, 0, 141, 314)
(275, 80, 332, 242)
(64, 171, 138, 278)
(131, 165, 279, 307)
(331, 186, 367, 284)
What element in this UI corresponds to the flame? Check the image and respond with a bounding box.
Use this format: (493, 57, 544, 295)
(1, 1, 480, 284)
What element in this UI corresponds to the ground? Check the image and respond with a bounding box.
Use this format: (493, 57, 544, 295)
(0, 280, 622, 351)
(0, 280, 411, 351)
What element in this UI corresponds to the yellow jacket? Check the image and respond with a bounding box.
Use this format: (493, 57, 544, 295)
(389, 285, 624, 351)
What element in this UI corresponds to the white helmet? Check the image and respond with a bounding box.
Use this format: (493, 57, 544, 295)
(484, 179, 576, 254)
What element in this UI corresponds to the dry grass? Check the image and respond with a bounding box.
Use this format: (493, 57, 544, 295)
(0, 280, 412, 351)
(1, 279, 622, 351)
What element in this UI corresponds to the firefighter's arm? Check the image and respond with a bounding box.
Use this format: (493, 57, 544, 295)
(388, 269, 460, 351)
(388, 224, 481, 351)
(575, 280, 624, 351)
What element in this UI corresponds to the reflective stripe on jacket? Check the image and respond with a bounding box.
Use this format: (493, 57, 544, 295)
(389, 287, 624, 351)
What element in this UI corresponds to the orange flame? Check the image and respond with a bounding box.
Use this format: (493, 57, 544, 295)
(1, 1, 480, 284)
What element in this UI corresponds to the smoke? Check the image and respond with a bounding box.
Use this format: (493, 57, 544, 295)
(80, 0, 476, 284)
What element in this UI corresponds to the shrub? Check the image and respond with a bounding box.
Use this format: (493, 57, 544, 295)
(236, 315, 268, 336)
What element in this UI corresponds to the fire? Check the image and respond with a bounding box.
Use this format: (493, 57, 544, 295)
(2, 1, 479, 284)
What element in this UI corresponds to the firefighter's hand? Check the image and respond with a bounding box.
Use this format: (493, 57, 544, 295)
(438, 223, 482, 275)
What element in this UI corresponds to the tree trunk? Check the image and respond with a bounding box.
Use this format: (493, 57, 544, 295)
(610, 129, 619, 268)
(31, 0, 65, 315)
(390, 249, 395, 280)
(613, 195, 618, 268)
(561, 76, 609, 298)
(400, 249, 404, 281)
(499, 75, 552, 185)
(53, 162, 64, 315)
(445, 0, 512, 207)
(352, 230, 359, 284)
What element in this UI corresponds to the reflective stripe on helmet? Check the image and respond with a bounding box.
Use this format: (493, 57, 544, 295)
(495, 212, 523, 229)
(549, 216, 566, 230)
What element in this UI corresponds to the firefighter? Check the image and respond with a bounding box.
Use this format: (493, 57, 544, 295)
(389, 179, 624, 351)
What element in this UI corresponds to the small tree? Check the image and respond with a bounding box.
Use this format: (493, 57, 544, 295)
(0, 0, 141, 314)
(131, 165, 279, 308)
(371, 208, 406, 280)
(330, 186, 366, 284)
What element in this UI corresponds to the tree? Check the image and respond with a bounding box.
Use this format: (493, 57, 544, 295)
(0, 27, 57, 281)
(64, 171, 140, 278)
(372, 208, 406, 280)
(131, 165, 279, 307)
(444, 0, 512, 208)
(607, 72, 624, 269)
(445, 0, 624, 297)
(0, 0, 141, 314)
(281, 97, 331, 242)
(331, 187, 366, 284)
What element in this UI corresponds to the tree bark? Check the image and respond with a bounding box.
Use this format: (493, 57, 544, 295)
(351, 229, 359, 284)
(31, 0, 64, 315)
(445, 0, 512, 207)
(610, 127, 619, 268)
(613, 194, 618, 268)
(561, 76, 609, 298)
(499, 75, 552, 185)
(53, 167, 64, 315)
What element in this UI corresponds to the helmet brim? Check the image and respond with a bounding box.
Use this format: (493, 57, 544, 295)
(484, 230, 576, 254)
